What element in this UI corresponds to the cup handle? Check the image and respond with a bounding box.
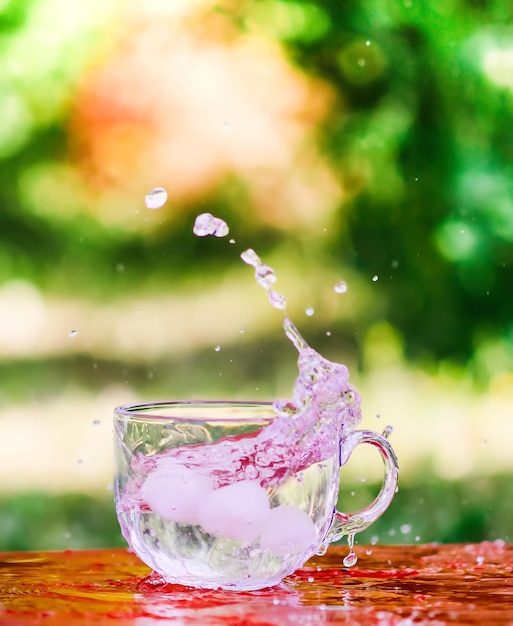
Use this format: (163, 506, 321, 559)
(318, 429, 399, 551)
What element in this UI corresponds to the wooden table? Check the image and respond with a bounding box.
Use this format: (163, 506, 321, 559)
(0, 543, 511, 624)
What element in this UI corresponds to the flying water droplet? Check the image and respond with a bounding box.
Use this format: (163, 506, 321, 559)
(305, 307, 315, 317)
(69, 330, 79, 338)
(229, 238, 236, 244)
(214, 345, 221, 352)
(283, 317, 307, 351)
(382, 425, 394, 439)
(240, 248, 261, 267)
(255, 265, 277, 289)
(269, 290, 287, 310)
(145, 187, 168, 209)
(92, 420, 101, 427)
(334, 280, 348, 294)
(372, 275, 379, 282)
(193, 213, 229, 237)
(400, 523, 412, 534)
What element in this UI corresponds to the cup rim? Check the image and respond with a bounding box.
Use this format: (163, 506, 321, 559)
(114, 400, 278, 423)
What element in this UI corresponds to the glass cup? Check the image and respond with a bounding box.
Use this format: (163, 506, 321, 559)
(114, 401, 399, 591)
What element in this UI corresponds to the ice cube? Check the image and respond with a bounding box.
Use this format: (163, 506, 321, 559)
(197, 480, 270, 543)
(260, 505, 317, 556)
(142, 464, 214, 524)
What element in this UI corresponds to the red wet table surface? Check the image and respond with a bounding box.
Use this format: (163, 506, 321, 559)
(0, 543, 512, 625)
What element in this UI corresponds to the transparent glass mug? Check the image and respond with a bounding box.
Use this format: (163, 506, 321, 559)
(114, 401, 399, 591)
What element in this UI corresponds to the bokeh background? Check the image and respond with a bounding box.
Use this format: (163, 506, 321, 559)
(1, 0, 512, 551)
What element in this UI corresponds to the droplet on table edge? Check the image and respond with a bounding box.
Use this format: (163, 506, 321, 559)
(145, 187, 167, 209)
(343, 551, 358, 567)
(334, 280, 348, 294)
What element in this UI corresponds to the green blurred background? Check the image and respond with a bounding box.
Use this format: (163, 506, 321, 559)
(1, 0, 512, 551)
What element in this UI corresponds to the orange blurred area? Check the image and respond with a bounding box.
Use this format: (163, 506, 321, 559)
(68, 0, 341, 231)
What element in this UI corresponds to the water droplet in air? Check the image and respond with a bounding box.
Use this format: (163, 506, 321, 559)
(116, 263, 125, 273)
(365, 40, 371, 46)
(239, 328, 245, 334)
(305, 307, 315, 317)
(145, 187, 167, 209)
(214, 345, 221, 352)
(269, 290, 287, 310)
(482, 439, 488, 446)
(326, 331, 331, 336)
(372, 275, 379, 282)
(193, 213, 229, 237)
(370, 536, 378, 545)
(229, 238, 236, 244)
(69, 330, 79, 338)
(334, 280, 348, 294)
(222, 122, 229, 131)
(400, 524, 412, 534)
(382, 425, 394, 439)
(255, 265, 277, 289)
(476, 556, 485, 566)
(240, 248, 261, 267)
(92, 420, 101, 427)
(214, 220, 229, 237)
(64, 532, 72, 539)
(307, 576, 315, 583)
(77, 459, 83, 465)
(415, 535, 420, 542)
(136, 309, 142, 314)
